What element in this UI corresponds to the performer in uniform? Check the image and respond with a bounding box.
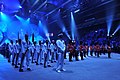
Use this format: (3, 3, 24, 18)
(36, 41, 40, 65)
(72, 40, 79, 61)
(89, 43, 94, 56)
(96, 42, 101, 57)
(101, 43, 106, 55)
(67, 40, 74, 62)
(79, 41, 84, 60)
(8, 40, 15, 65)
(50, 40, 56, 63)
(56, 33, 66, 73)
(107, 42, 111, 58)
(19, 34, 31, 72)
(14, 40, 19, 68)
(43, 40, 51, 68)
(39, 40, 43, 65)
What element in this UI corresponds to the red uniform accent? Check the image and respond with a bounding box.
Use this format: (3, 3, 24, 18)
(79, 45, 83, 51)
(107, 46, 111, 52)
(96, 45, 100, 51)
(85, 46, 89, 51)
(90, 46, 93, 51)
(68, 44, 74, 53)
(101, 45, 106, 51)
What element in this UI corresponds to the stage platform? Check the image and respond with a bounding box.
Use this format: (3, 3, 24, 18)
(0, 53, 120, 80)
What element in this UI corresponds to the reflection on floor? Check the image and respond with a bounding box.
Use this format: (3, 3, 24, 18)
(0, 53, 120, 80)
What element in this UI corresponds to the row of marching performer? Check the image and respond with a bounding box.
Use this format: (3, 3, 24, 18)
(8, 33, 66, 73)
(67, 40, 112, 61)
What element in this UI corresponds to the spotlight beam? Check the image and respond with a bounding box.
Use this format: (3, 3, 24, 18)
(55, 10, 71, 40)
(106, 1, 115, 36)
(33, 0, 47, 13)
(31, 0, 39, 8)
(38, 21, 50, 42)
(21, 0, 25, 5)
(0, 12, 11, 23)
(112, 25, 120, 35)
(71, 12, 76, 40)
(106, 15, 114, 36)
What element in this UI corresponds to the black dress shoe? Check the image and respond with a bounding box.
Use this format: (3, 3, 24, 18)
(47, 65, 51, 67)
(19, 69, 23, 72)
(31, 61, 34, 63)
(35, 61, 37, 63)
(36, 62, 39, 65)
(44, 66, 47, 68)
(18, 63, 20, 65)
(15, 65, 19, 68)
(40, 63, 43, 65)
(27, 68, 31, 71)
(54, 61, 56, 63)
(8, 60, 10, 63)
(51, 61, 53, 63)
(12, 63, 15, 66)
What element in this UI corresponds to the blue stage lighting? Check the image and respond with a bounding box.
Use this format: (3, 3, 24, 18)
(26, 18, 30, 23)
(19, 5, 22, 8)
(39, 21, 42, 27)
(106, 15, 113, 36)
(5, 39, 10, 44)
(106, 3, 115, 36)
(0, 12, 10, 23)
(70, 12, 79, 41)
(62, 27, 71, 40)
(15, 15, 25, 22)
(38, 21, 50, 41)
(15, 15, 29, 26)
(71, 12, 75, 40)
(55, 10, 71, 39)
(74, 9, 80, 13)
(112, 25, 120, 35)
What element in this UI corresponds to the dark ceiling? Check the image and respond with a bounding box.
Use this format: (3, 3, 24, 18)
(1, 0, 120, 34)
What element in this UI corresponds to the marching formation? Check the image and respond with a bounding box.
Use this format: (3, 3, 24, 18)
(4, 33, 112, 73)
(6, 33, 66, 73)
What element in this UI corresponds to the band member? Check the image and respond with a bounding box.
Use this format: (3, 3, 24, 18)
(14, 40, 19, 68)
(36, 41, 40, 65)
(56, 33, 66, 73)
(64, 41, 67, 59)
(19, 34, 31, 72)
(94, 43, 97, 56)
(83, 43, 86, 57)
(72, 40, 79, 61)
(31, 42, 35, 63)
(39, 40, 43, 65)
(67, 40, 74, 62)
(50, 40, 56, 63)
(85, 42, 89, 56)
(96, 42, 101, 57)
(89, 43, 94, 56)
(43, 40, 51, 68)
(101, 44, 106, 55)
(79, 41, 84, 60)
(8, 40, 15, 65)
(107, 43, 111, 58)
(33, 41, 37, 63)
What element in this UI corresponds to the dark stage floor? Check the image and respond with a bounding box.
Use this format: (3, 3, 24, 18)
(0, 53, 120, 80)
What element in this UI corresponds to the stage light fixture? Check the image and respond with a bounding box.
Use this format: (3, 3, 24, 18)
(19, 5, 22, 8)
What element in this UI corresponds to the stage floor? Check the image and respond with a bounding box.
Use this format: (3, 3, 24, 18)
(0, 53, 120, 80)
